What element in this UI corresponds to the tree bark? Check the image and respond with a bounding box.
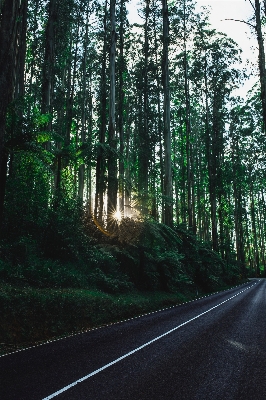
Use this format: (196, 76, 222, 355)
(162, 0, 173, 226)
(0, 0, 24, 228)
(78, 5, 90, 201)
(107, 0, 117, 225)
(137, 0, 150, 214)
(255, 0, 266, 132)
(183, 8, 193, 232)
(250, 183, 260, 276)
(152, 3, 164, 222)
(41, 0, 56, 119)
(118, 0, 126, 216)
(95, 0, 108, 221)
(204, 59, 218, 252)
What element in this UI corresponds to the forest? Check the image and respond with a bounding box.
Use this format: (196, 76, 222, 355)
(0, 0, 266, 349)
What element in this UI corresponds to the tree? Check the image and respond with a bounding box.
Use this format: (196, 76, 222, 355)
(162, 0, 172, 226)
(226, 0, 266, 131)
(254, 0, 266, 132)
(117, 0, 129, 216)
(0, 0, 28, 228)
(107, 0, 118, 225)
(192, 26, 242, 252)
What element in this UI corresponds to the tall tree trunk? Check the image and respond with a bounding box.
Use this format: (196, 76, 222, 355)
(8, 0, 28, 179)
(180, 110, 186, 224)
(204, 55, 217, 251)
(173, 131, 180, 224)
(41, 0, 57, 195)
(118, 0, 126, 216)
(95, 0, 108, 221)
(78, 7, 90, 201)
(124, 114, 131, 217)
(0, 0, 26, 229)
(162, 0, 173, 226)
(152, 3, 164, 222)
(255, 0, 266, 132)
(233, 183, 246, 276)
(87, 77, 93, 212)
(259, 191, 266, 276)
(210, 108, 219, 252)
(26, 0, 40, 115)
(137, 0, 150, 214)
(143, 0, 149, 198)
(244, 198, 253, 274)
(65, 19, 80, 147)
(231, 132, 246, 276)
(205, 56, 219, 252)
(250, 183, 260, 276)
(41, 0, 56, 127)
(195, 142, 203, 240)
(15, 0, 28, 100)
(107, 0, 117, 225)
(183, 0, 194, 232)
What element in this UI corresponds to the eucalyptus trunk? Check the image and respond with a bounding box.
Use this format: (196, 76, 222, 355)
(250, 183, 260, 276)
(78, 7, 90, 201)
(204, 56, 218, 251)
(118, 0, 126, 215)
(255, 0, 266, 132)
(152, 4, 164, 222)
(183, 0, 194, 232)
(107, 0, 117, 225)
(0, 0, 26, 228)
(162, 0, 173, 226)
(41, 0, 56, 134)
(95, 0, 108, 221)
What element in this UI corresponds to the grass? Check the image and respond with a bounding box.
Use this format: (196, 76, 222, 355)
(0, 283, 195, 356)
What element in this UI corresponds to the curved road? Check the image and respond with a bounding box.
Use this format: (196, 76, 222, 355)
(1, 279, 266, 399)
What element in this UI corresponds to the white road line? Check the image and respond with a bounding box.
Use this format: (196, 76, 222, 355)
(42, 284, 255, 399)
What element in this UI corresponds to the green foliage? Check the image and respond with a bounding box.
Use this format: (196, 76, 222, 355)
(2, 211, 242, 295)
(33, 108, 52, 128)
(90, 267, 134, 294)
(0, 257, 84, 289)
(92, 220, 201, 292)
(173, 225, 240, 292)
(0, 284, 192, 352)
(4, 151, 51, 238)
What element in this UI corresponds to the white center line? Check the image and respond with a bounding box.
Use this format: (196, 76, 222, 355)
(42, 284, 255, 399)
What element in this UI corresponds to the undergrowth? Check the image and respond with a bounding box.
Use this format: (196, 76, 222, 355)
(0, 199, 247, 354)
(0, 284, 192, 355)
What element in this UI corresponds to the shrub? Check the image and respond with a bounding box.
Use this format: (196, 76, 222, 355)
(90, 268, 134, 294)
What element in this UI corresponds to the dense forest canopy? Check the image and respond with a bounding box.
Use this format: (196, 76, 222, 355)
(0, 0, 266, 280)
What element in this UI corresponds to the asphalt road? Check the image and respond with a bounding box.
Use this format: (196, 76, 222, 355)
(1, 279, 266, 400)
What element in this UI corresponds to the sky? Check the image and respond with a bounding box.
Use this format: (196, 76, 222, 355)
(127, 0, 258, 98)
(196, 0, 257, 96)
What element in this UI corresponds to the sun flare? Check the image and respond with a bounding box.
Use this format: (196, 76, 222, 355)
(113, 210, 122, 221)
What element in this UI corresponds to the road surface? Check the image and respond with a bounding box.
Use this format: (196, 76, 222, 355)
(1, 279, 266, 399)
